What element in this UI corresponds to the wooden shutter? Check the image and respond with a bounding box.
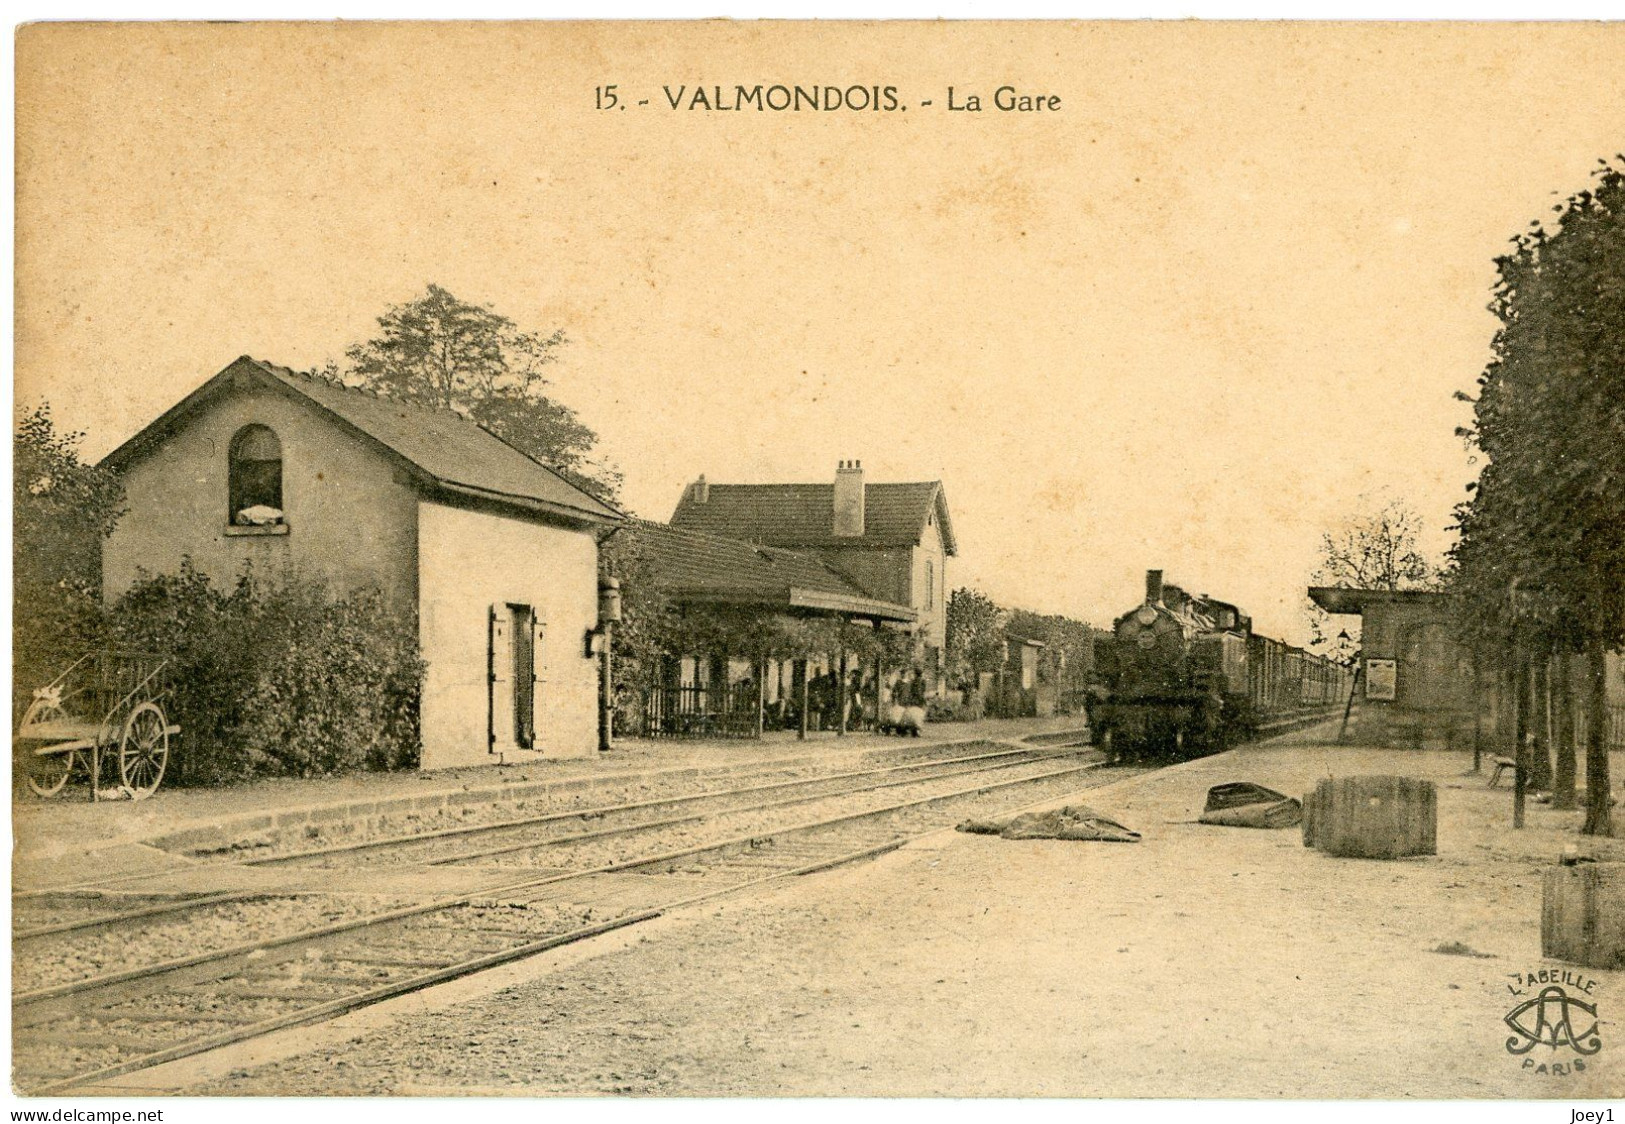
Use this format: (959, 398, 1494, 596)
(530, 616, 545, 746)
(488, 606, 513, 752)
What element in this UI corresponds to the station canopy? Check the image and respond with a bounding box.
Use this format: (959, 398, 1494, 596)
(1308, 587, 1456, 616)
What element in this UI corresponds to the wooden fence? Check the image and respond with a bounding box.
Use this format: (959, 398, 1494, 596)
(640, 684, 761, 740)
(1576, 702, 1625, 752)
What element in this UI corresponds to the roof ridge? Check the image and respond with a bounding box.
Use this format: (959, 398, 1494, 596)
(639, 521, 840, 565)
(249, 357, 613, 499)
(700, 479, 942, 489)
(248, 355, 479, 426)
(229, 356, 619, 521)
(633, 519, 886, 604)
(636, 518, 785, 550)
(467, 413, 610, 497)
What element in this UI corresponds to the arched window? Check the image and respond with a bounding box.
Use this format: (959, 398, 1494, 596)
(228, 425, 284, 524)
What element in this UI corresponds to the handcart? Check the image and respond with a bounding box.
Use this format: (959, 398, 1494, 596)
(14, 650, 178, 800)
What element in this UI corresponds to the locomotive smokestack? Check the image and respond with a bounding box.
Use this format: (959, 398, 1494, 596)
(1145, 569, 1164, 605)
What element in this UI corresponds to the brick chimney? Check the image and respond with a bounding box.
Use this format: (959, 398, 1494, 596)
(1145, 569, 1164, 605)
(689, 474, 709, 504)
(833, 460, 865, 538)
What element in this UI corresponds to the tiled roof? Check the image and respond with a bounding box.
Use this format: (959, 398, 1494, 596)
(669, 480, 955, 554)
(102, 356, 622, 523)
(629, 520, 915, 622)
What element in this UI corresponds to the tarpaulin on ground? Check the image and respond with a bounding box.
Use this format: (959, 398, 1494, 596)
(956, 804, 1140, 843)
(1197, 782, 1302, 829)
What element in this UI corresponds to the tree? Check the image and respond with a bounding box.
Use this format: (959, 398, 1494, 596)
(945, 587, 1008, 689)
(1305, 497, 1437, 657)
(1450, 157, 1625, 835)
(106, 562, 423, 784)
(1313, 498, 1436, 592)
(599, 525, 677, 731)
(13, 403, 124, 699)
(345, 284, 621, 500)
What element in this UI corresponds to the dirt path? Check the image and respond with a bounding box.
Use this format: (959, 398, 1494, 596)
(191, 741, 1625, 1098)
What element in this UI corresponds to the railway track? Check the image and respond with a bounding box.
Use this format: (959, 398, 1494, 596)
(248, 743, 1083, 869)
(15, 745, 1121, 1093)
(12, 741, 1059, 904)
(13, 743, 1070, 946)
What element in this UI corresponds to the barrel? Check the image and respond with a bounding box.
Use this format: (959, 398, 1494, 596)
(1302, 782, 1323, 849)
(1302, 775, 1437, 859)
(1543, 863, 1625, 970)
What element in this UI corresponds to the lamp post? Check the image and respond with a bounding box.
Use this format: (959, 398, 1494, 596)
(597, 577, 621, 754)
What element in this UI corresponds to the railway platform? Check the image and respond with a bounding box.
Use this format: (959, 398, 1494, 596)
(11, 716, 1091, 893)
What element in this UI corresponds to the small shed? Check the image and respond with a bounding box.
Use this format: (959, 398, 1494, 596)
(100, 356, 624, 768)
(1308, 587, 1473, 748)
(980, 633, 1050, 718)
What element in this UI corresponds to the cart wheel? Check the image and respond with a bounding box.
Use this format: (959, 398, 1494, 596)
(119, 702, 169, 798)
(18, 698, 74, 798)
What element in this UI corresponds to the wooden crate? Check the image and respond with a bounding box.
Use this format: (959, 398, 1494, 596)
(1301, 775, 1437, 859)
(1543, 863, 1625, 970)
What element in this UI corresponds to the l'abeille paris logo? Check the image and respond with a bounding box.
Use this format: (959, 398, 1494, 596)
(1505, 968, 1603, 1077)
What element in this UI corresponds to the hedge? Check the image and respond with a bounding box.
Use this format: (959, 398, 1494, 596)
(104, 562, 423, 785)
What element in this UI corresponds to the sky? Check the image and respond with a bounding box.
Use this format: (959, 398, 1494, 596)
(15, 21, 1625, 644)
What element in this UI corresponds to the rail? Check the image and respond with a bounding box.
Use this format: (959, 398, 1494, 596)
(15, 750, 1111, 1093)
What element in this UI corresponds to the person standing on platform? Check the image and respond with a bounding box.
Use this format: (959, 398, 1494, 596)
(817, 670, 840, 732)
(847, 668, 866, 731)
(900, 667, 927, 736)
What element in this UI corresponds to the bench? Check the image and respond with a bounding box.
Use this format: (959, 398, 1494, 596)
(1489, 756, 1518, 788)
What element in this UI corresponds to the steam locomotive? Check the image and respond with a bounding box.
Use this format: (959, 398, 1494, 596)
(1093, 570, 1350, 762)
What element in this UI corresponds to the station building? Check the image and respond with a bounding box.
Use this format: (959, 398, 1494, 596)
(668, 460, 956, 691)
(625, 518, 918, 737)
